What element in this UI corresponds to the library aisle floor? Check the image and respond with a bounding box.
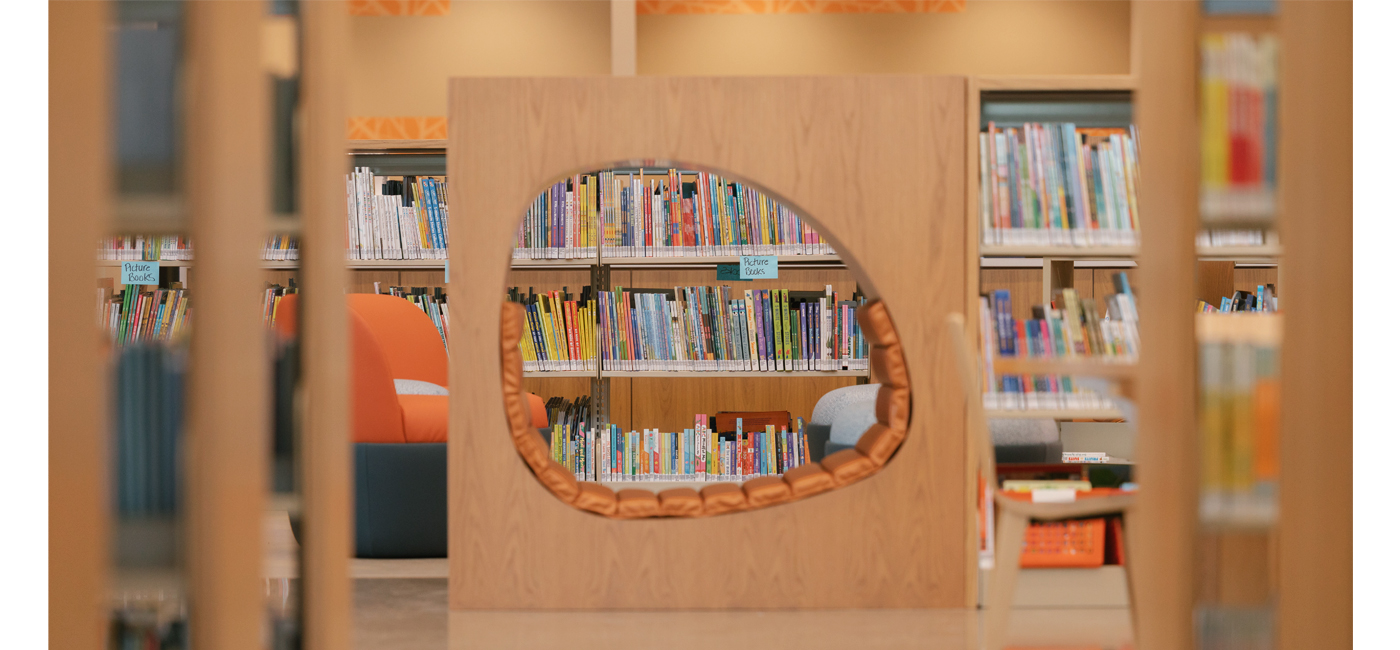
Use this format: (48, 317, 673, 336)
(266, 511, 1134, 649)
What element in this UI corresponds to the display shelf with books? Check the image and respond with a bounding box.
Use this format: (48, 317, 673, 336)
(977, 273, 1139, 415)
(985, 408, 1124, 421)
(1199, 30, 1279, 226)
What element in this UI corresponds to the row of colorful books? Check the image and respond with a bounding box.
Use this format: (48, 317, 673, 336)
(1196, 285, 1278, 314)
(98, 235, 194, 261)
(262, 281, 296, 329)
(1197, 313, 1280, 525)
(1196, 228, 1269, 248)
(112, 343, 186, 516)
(514, 169, 836, 261)
(978, 123, 1141, 247)
(978, 275, 1138, 411)
(550, 416, 812, 483)
(110, 594, 188, 650)
(346, 169, 451, 260)
(101, 285, 190, 346)
(509, 285, 868, 373)
(1200, 32, 1278, 223)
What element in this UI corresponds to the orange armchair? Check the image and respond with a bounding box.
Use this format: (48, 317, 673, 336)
(273, 293, 549, 443)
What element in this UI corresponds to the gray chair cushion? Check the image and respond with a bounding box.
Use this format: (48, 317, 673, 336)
(987, 418, 1059, 445)
(811, 383, 881, 425)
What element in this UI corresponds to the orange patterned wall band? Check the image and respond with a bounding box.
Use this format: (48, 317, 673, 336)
(637, 0, 965, 14)
(348, 116, 448, 140)
(348, 0, 450, 17)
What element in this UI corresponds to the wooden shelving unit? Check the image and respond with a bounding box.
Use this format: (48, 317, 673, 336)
(986, 408, 1125, 421)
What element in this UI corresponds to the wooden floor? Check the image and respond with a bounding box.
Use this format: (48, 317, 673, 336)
(264, 512, 1133, 649)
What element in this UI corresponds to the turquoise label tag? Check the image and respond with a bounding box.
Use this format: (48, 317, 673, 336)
(739, 256, 778, 279)
(121, 261, 159, 286)
(716, 263, 751, 282)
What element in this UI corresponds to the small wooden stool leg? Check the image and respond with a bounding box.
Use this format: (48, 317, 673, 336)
(984, 508, 1029, 650)
(1120, 508, 1140, 648)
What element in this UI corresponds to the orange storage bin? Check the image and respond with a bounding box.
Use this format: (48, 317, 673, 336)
(1020, 518, 1106, 568)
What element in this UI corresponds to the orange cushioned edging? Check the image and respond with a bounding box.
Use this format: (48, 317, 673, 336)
(536, 462, 580, 502)
(856, 423, 906, 466)
(515, 429, 553, 473)
(783, 463, 836, 498)
(700, 483, 747, 515)
(856, 300, 900, 348)
(615, 489, 661, 519)
(821, 449, 877, 486)
(573, 482, 618, 516)
(350, 310, 408, 443)
(658, 488, 704, 517)
(875, 385, 911, 430)
(398, 394, 448, 443)
(870, 342, 910, 389)
(743, 476, 793, 507)
(501, 301, 526, 353)
(501, 344, 525, 400)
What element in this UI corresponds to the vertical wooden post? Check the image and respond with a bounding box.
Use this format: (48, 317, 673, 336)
(184, 3, 269, 649)
(49, 1, 110, 647)
(299, 2, 353, 649)
(1129, 2, 1199, 649)
(1277, 3, 1351, 648)
(1043, 258, 1075, 306)
(611, 0, 637, 76)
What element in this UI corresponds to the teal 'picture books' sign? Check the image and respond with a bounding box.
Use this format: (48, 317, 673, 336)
(121, 261, 159, 285)
(739, 256, 778, 279)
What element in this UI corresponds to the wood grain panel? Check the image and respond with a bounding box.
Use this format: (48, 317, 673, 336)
(1278, 2, 1351, 647)
(184, 3, 269, 648)
(49, 2, 110, 646)
(1231, 266, 1277, 297)
(448, 76, 967, 609)
(299, 4, 353, 649)
(1195, 261, 1233, 307)
(979, 268, 1042, 320)
(1129, 3, 1200, 648)
(348, 270, 400, 294)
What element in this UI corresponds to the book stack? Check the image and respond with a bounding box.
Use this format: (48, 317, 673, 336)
(262, 281, 296, 329)
(1200, 32, 1278, 223)
(1196, 229, 1268, 248)
(514, 174, 599, 260)
(543, 395, 592, 430)
(100, 285, 190, 346)
(346, 168, 451, 260)
(112, 343, 186, 517)
(595, 169, 834, 259)
(98, 235, 193, 261)
(383, 286, 451, 349)
(263, 234, 300, 261)
(978, 272, 1138, 411)
(1197, 312, 1281, 526)
(510, 287, 598, 372)
(110, 595, 187, 650)
(550, 416, 812, 483)
(979, 123, 1141, 247)
(597, 285, 866, 373)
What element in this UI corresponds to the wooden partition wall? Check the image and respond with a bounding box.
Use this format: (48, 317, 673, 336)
(447, 76, 969, 608)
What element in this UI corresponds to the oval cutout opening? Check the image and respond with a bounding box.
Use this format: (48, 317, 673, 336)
(497, 162, 911, 518)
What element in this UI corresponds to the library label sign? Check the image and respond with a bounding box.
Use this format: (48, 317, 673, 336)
(739, 256, 778, 279)
(121, 261, 159, 286)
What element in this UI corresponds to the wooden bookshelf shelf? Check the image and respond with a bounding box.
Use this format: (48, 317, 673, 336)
(600, 370, 868, 378)
(347, 139, 446, 151)
(599, 254, 845, 267)
(986, 408, 1124, 420)
(600, 480, 739, 493)
(1195, 244, 1283, 261)
(980, 244, 1140, 258)
(523, 371, 598, 378)
(975, 74, 1138, 92)
(991, 358, 1136, 380)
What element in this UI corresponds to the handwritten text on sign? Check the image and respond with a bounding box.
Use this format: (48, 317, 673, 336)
(739, 256, 778, 279)
(716, 263, 751, 282)
(121, 261, 159, 286)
